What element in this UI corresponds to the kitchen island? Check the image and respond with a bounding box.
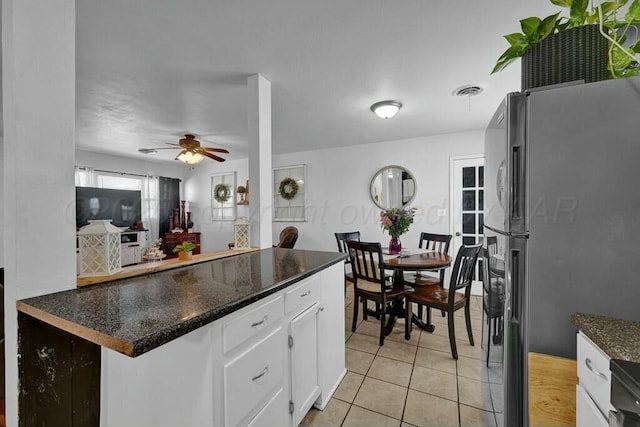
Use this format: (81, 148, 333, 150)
(17, 247, 346, 426)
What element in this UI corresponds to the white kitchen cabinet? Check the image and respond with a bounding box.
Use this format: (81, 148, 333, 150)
(316, 263, 346, 409)
(576, 331, 613, 426)
(290, 303, 321, 426)
(100, 263, 345, 427)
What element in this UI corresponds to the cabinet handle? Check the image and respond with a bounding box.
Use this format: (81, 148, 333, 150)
(251, 316, 268, 328)
(317, 306, 324, 313)
(300, 290, 311, 297)
(251, 365, 269, 382)
(585, 358, 608, 381)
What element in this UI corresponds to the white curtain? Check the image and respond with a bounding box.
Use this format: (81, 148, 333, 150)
(142, 175, 160, 245)
(74, 166, 96, 187)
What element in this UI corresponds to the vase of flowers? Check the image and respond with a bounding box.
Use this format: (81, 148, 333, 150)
(380, 207, 416, 254)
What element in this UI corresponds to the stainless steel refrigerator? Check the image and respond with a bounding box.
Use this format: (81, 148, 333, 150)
(483, 76, 640, 426)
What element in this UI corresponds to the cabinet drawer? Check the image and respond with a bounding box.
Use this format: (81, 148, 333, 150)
(577, 332, 612, 417)
(246, 388, 289, 427)
(285, 275, 320, 315)
(223, 327, 285, 427)
(223, 296, 284, 354)
(576, 384, 608, 427)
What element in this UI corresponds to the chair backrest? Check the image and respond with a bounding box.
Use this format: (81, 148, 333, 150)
(335, 231, 361, 256)
(346, 240, 386, 293)
(447, 244, 482, 301)
(277, 226, 299, 248)
(419, 232, 453, 254)
(481, 247, 491, 294)
(481, 246, 505, 318)
(486, 236, 498, 255)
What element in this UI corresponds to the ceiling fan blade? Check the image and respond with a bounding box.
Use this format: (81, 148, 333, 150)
(201, 147, 230, 153)
(165, 142, 182, 147)
(195, 148, 226, 162)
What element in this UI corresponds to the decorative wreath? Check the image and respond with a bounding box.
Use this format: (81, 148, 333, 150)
(213, 183, 230, 203)
(279, 177, 299, 200)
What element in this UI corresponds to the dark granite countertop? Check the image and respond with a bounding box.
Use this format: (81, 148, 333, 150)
(18, 248, 345, 357)
(571, 312, 640, 363)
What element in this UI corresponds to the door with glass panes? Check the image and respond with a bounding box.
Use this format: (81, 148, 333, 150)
(451, 156, 485, 295)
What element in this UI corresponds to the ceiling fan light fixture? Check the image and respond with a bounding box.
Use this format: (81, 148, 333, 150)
(370, 100, 402, 119)
(177, 150, 205, 165)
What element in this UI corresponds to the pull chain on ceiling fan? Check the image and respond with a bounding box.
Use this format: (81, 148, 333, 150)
(138, 134, 229, 164)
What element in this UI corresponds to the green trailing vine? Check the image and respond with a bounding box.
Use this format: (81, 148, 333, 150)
(213, 183, 230, 203)
(278, 177, 299, 200)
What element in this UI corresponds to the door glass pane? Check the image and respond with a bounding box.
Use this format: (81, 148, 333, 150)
(462, 190, 476, 210)
(462, 213, 475, 234)
(479, 190, 484, 210)
(462, 167, 475, 188)
(463, 236, 476, 245)
(479, 213, 484, 232)
(479, 166, 484, 187)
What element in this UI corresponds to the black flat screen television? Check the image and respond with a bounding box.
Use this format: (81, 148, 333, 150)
(76, 187, 142, 229)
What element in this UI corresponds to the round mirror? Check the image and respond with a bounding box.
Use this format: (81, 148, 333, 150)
(370, 165, 417, 209)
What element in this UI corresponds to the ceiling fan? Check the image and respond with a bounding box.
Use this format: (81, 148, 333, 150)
(138, 134, 229, 164)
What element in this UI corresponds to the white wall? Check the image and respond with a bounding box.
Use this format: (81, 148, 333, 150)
(272, 130, 484, 251)
(0, 137, 4, 267)
(79, 129, 484, 253)
(181, 130, 484, 252)
(183, 158, 250, 252)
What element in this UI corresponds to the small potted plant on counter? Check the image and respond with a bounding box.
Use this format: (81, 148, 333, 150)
(173, 241, 198, 261)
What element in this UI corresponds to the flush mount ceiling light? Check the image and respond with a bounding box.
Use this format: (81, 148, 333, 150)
(370, 100, 402, 119)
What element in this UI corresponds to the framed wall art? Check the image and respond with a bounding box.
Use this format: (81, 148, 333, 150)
(273, 164, 306, 221)
(211, 172, 236, 221)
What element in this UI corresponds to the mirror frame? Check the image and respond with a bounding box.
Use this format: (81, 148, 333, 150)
(369, 165, 417, 210)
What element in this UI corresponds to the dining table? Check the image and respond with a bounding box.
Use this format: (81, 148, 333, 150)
(382, 249, 453, 334)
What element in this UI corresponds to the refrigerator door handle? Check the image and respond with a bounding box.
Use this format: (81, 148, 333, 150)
(510, 249, 521, 322)
(484, 224, 529, 238)
(511, 145, 523, 220)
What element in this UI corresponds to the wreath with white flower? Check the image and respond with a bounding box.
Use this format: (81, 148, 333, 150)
(213, 183, 230, 203)
(278, 177, 299, 200)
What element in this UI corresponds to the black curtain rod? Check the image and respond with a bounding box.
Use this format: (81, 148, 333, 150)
(93, 169, 148, 178)
(89, 169, 181, 181)
(77, 166, 181, 181)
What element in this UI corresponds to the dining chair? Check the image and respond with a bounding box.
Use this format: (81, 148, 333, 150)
(486, 236, 498, 255)
(334, 231, 361, 289)
(346, 240, 412, 346)
(275, 226, 299, 248)
(403, 232, 453, 286)
(481, 247, 505, 366)
(405, 244, 481, 359)
(403, 232, 453, 321)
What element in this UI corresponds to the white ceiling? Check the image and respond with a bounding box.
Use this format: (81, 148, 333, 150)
(74, 0, 558, 163)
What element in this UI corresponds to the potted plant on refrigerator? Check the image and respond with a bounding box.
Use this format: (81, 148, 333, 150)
(492, 0, 640, 89)
(172, 241, 198, 261)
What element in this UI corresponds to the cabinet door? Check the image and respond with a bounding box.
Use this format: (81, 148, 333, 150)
(290, 303, 321, 426)
(576, 384, 608, 427)
(121, 246, 135, 266)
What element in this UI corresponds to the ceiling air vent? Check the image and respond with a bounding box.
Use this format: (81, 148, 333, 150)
(452, 85, 483, 98)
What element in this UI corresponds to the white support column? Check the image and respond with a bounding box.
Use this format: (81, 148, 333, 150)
(247, 74, 273, 248)
(2, 1, 77, 425)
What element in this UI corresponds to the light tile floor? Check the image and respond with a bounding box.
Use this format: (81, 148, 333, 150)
(301, 286, 503, 427)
